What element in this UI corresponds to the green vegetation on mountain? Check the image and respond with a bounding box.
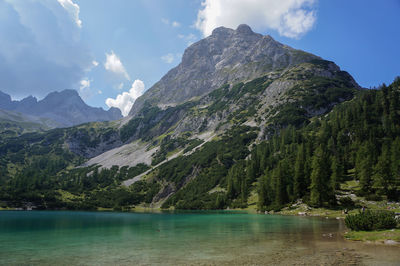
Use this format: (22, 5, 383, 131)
(151, 135, 203, 166)
(0, 109, 60, 137)
(0, 61, 398, 213)
(156, 77, 399, 210)
(160, 125, 258, 209)
(251, 78, 400, 211)
(0, 120, 48, 138)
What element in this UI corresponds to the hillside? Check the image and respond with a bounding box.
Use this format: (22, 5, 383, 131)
(0, 109, 61, 137)
(0, 25, 398, 211)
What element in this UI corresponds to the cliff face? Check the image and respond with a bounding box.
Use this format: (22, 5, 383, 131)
(129, 24, 319, 116)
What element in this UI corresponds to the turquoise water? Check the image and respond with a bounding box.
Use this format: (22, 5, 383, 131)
(0, 211, 398, 265)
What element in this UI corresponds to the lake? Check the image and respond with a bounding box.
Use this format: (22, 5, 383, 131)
(0, 211, 399, 265)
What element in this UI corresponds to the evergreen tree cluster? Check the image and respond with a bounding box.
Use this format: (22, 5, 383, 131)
(247, 78, 400, 210)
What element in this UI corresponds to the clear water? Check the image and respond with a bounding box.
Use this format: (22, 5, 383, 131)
(0, 211, 398, 265)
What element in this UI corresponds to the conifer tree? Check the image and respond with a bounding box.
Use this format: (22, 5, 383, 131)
(390, 137, 400, 200)
(215, 193, 225, 209)
(357, 142, 374, 195)
(257, 173, 272, 210)
(293, 143, 305, 199)
(273, 161, 288, 207)
(330, 155, 343, 190)
(374, 143, 393, 198)
(310, 145, 330, 207)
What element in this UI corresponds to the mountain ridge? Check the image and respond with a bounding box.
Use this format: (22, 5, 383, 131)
(129, 24, 321, 116)
(0, 89, 122, 127)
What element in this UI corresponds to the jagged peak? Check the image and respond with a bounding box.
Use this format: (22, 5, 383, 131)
(210, 24, 257, 37)
(0, 90, 12, 101)
(47, 89, 80, 98)
(108, 107, 122, 116)
(20, 95, 38, 104)
(236, 24, 254, 35)
(211, 26, 234, 36)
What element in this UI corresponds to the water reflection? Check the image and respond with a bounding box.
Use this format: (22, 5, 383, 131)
(0, 211, 398, 265)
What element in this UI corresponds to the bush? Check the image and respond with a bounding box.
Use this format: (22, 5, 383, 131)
(338, 196, 356, 208)
(345, 210, 398, 231)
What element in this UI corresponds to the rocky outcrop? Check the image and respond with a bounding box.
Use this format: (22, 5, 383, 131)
(129, 24, 318, 116)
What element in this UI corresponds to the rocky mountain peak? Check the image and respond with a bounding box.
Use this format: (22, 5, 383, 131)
(41, 89, 84, 107)
(211, 26, 234, 36)
(0, 90, 11, 101)
(108, 107, 123, 117)
(20, 95, 38, 103)
(129, 25, 318, 116)
(0, 91, 13, 109)
(210, 24, 257, 37)
(236, 24, 254, 35)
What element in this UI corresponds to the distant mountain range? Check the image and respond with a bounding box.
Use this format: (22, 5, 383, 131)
(0, 90, 122, 128)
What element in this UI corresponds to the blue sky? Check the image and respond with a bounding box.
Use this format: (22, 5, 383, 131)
(0, 0, 399, 115)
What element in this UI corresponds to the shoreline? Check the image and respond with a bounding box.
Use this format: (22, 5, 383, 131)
(343, 229, 400, 245)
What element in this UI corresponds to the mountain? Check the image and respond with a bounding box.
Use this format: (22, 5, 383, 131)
(129, 24, 322, 116)
(0, 91, 14, 110)
(0, 90, 122, 127)
(0, 25, 398, 211)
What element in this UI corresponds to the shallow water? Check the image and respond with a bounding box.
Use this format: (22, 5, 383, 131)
(0, 210, 398, 265)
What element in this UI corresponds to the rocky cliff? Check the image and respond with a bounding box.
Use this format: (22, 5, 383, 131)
(129, 24, 319, 116)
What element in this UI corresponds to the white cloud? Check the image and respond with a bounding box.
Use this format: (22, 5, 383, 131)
(80, 78, 90, 90)
(78, 78, 95, 100)
(57, 0, 82, 28)
(195, 0, 317, 39)
(85, 60, 99, 71)
(79, 78, 102, 100)
(162, 18, 181, 28)
(104, 51, 130, 80)
(106, 80, 145, 116)
(172, 21, 181, 27)
(0, 0, 92, 98)
(161, 53, 175, 64)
